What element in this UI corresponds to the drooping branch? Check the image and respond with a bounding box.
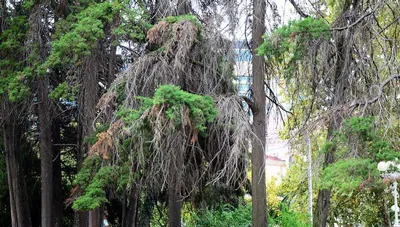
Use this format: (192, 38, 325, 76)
(264, 81, 293, 115)
(331, 2, 382, 31)
(288, 0, 309, 18)
(350, 74, 400, 108)
(242, 96, 257, 113)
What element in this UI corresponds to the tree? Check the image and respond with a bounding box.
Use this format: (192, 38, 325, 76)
(258, 0, 400, 225)
(0, 4, 33, 226)
(251, 0, 267, 225)
(70, 13, 251, 227)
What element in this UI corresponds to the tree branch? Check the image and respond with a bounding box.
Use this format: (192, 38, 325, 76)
(350, 74, 400, 108)
(331, 2, 381, 31)
(288, 0, 309, 18)
(264, 81, 293, 115)
(242, 96, 257, 113)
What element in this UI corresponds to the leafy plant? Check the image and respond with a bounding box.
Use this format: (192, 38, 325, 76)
(162, 14, 202, 28)
(257, 17, 330, 78)
(118, 85, 218, 133)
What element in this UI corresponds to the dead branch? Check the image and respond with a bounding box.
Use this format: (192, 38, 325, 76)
(350, 74, 400, 108)
(288, 0, 309, 18)
(331, 1, 382, 31)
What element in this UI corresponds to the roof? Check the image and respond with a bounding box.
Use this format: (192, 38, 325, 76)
(265, 155, 285, 162)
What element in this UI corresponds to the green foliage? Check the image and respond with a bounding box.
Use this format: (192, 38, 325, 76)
(0, 16, 32, 102)
(370, 139, 400, 162)
(257, 17, 330, 78)
(343, 116, 375, 141)
(341, 117, 399, 162)
(269, 204, 310, 227)
(83, 123, 110, 146)
(73, 166, 114, 210)
(118, 85, 218, 132)
(310, 117, 399, 225)
(162, 14, 202, 28)
(44, 0, 149, 69)
(319, 117, 398, 193)
(184, 203, 252, 227)
(45, 2, 117, 67)
(278, 155, 313, 215)
(49, 82, 79, 101)
(73, 162, 130, 210)
(183, 201, 309, 227)
(111, 6, 151, 44)
(116, 82, 127, 105)
(320, 158, 378, 194)
(117, 97, 153, 122)
(73, 155, 102, 188)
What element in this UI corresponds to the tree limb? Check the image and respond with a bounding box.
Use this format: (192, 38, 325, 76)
(242, 96, 257, 113)
(288, 0, 309, 18)
(331, 2, 381, 31)
(264, 81, 293, 115)
(350, 74, 400, 108)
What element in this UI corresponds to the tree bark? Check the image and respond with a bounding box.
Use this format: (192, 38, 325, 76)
(168, 134, 184, 227)
(313, 30, 347, 227)
(168, 154, 183, 227)
(124, 188, 139, 227)
(75, 55, 100, 227)
(153, 0, 171, 21)
(177, 0, 189, 15)
(0, 0, 5, 32)
(52, 118, 62, 227)
(2, 107, 32, 227)
(251, 0, 267, 225)
(89, 209, 101, 227)
(139, 189, 157, 227)
(313, 1, 357, 225)
(37, 75, 54, 227)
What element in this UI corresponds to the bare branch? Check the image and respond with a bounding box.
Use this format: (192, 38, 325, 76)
(264, 81, 293, 115)
(288, 0, 309, 18)
(242, 96, 257, 113)
(331, 2, 382, 31)
(350, 74, 400, 108)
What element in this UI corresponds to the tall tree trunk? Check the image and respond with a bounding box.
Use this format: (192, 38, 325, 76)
(0, 0, 5, 32)
(124, 189, 139, 227)
(75, 55, 100, 227)
(2, 106, 32, 227)
(89, 209, 101, 227)
(251, 0, 267, 225)
(313, 29, 347, 227)
(168, 148, 183, 227)
(52, 118, 62, 227)
(31, 4, 55, 226)
(313, 1, 357, 225)
(177, 0, 189, 15)
(139, 189, 157, 227)
(37, 75, 54, 227)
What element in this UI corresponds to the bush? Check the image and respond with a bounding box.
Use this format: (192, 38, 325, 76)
(184, 203, 251, 227)
(182, 201, 309, 227)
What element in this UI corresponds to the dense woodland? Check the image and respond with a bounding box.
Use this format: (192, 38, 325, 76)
(0, 0, 399, 226)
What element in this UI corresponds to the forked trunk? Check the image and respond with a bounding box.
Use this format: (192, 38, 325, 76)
(2, 110, 32, 227)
